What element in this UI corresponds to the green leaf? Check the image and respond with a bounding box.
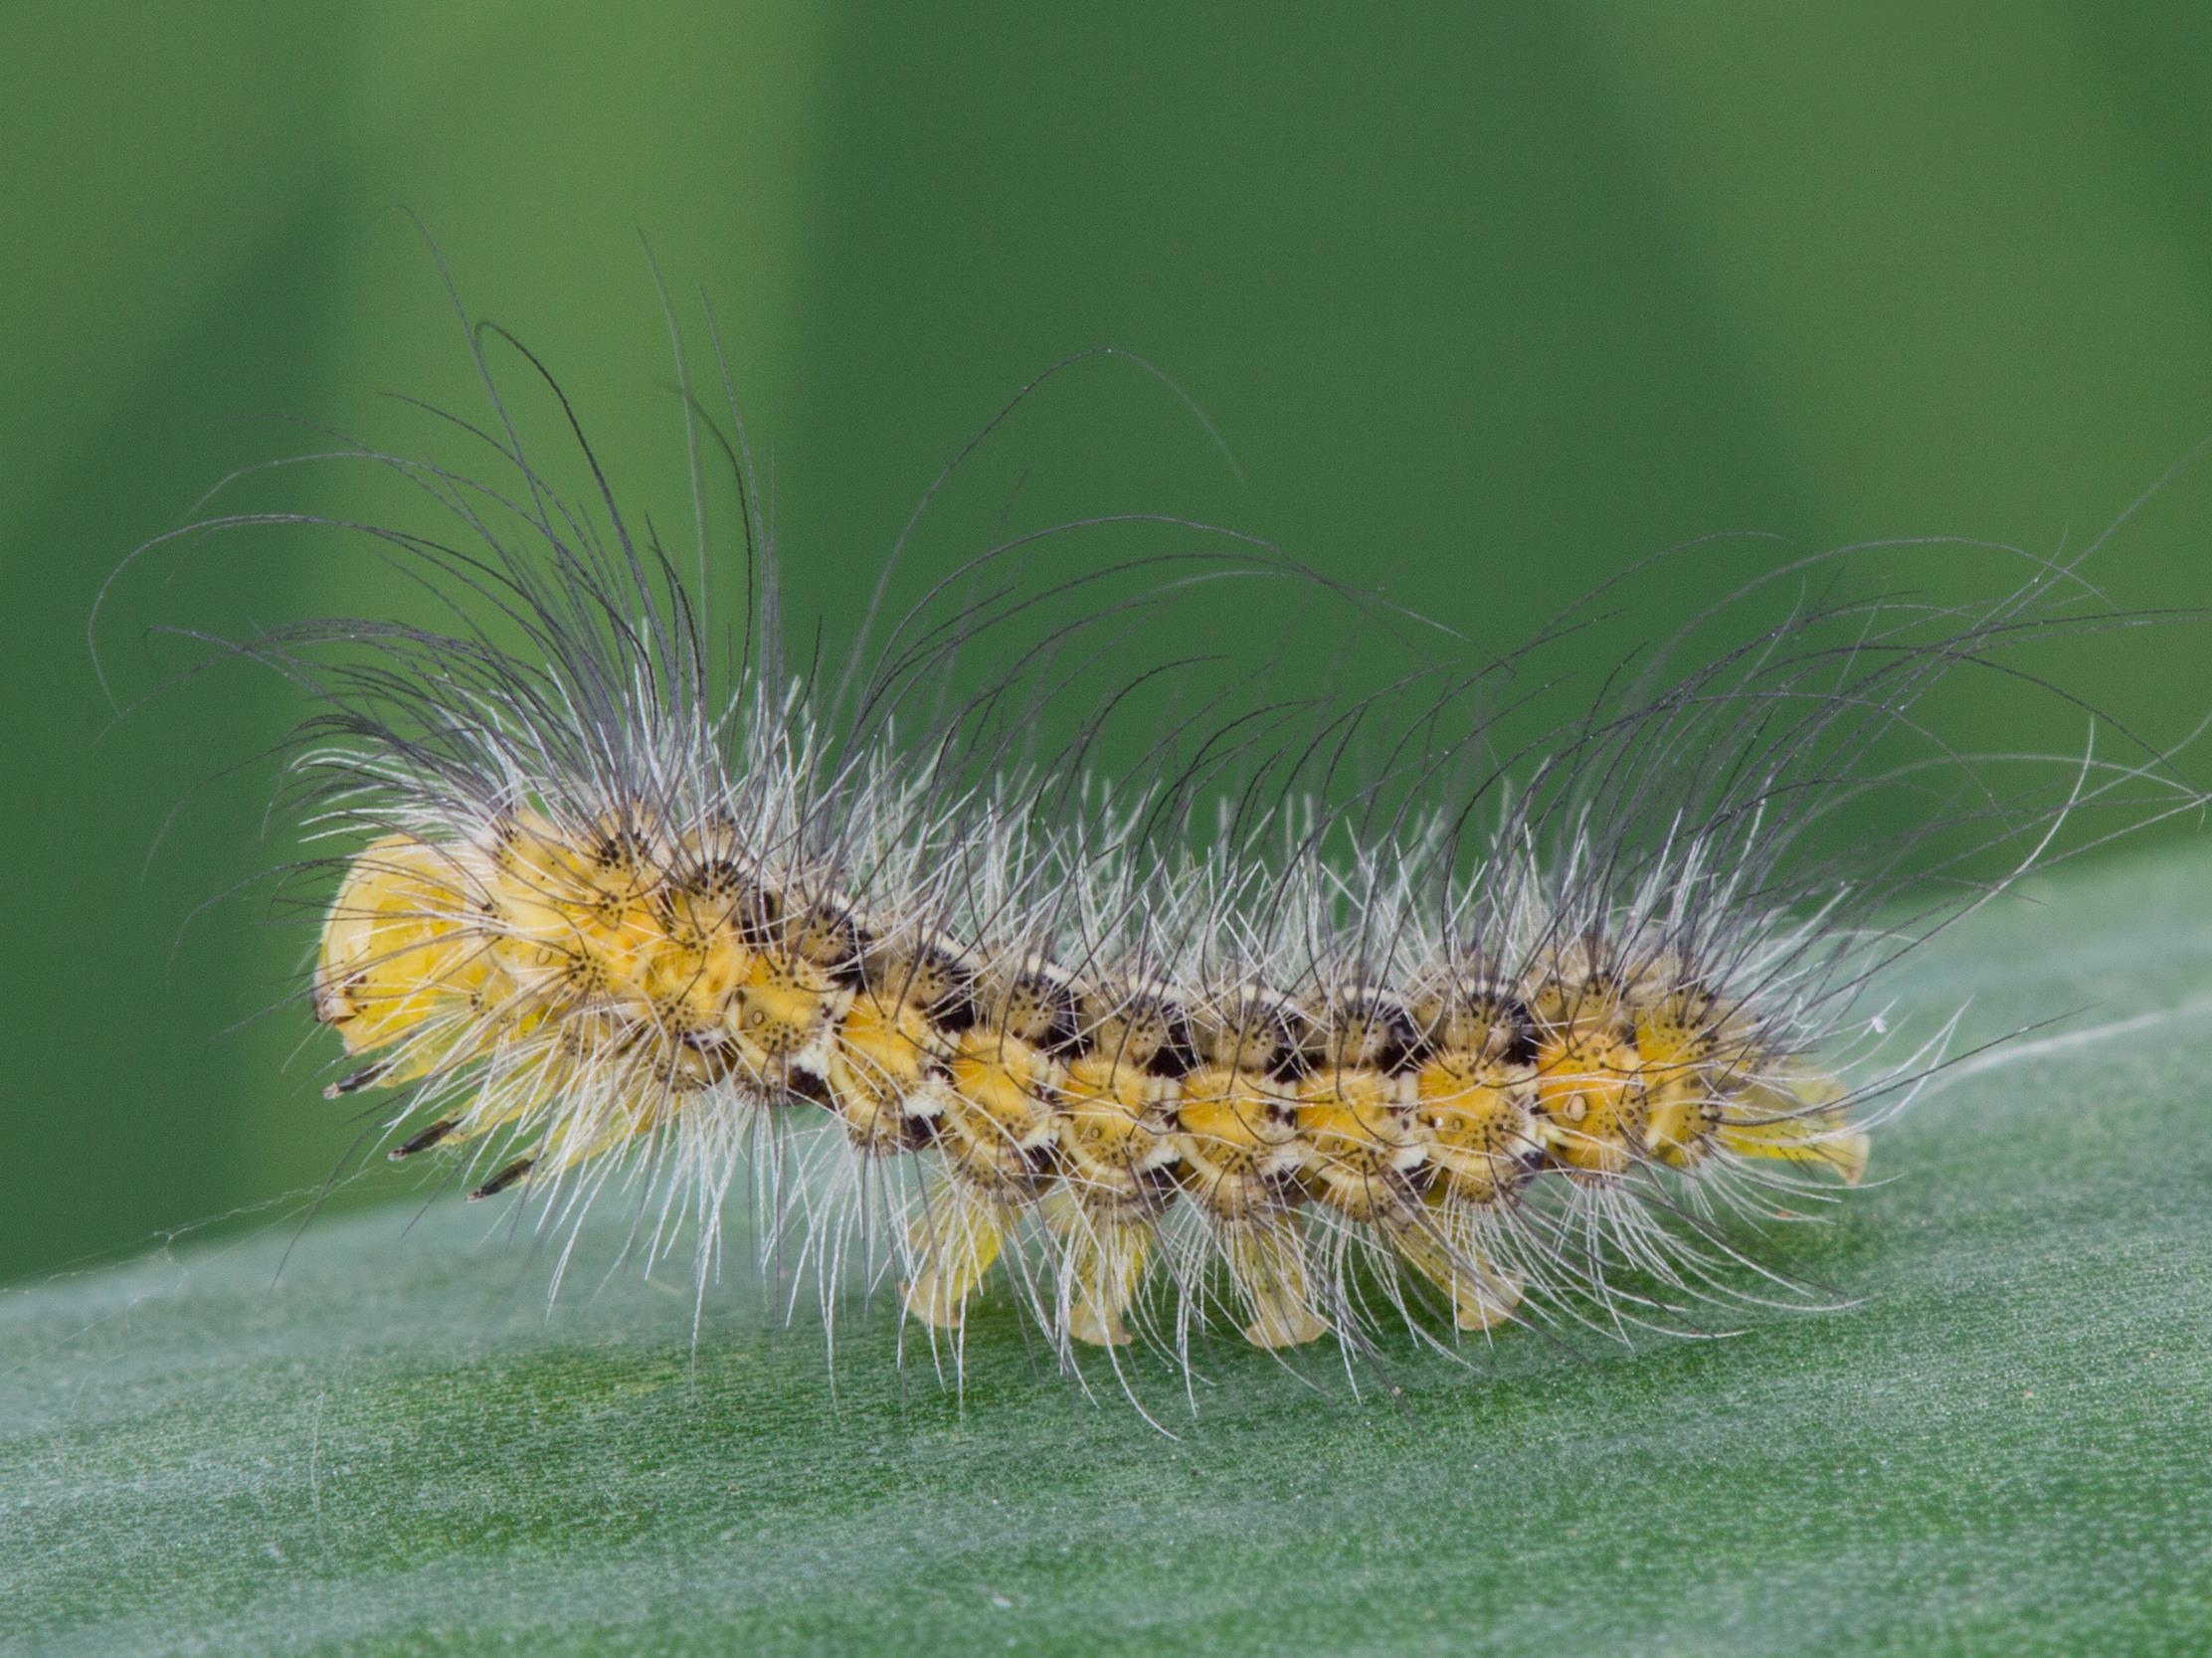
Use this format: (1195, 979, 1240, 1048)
(9, 843, 2212, 1656)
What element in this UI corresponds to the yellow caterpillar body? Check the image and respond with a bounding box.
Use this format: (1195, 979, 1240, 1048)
(316, 813, 1863, 1353)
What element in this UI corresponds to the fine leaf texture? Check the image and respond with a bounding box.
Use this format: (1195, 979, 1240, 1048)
(6, 842, 2212, 1656)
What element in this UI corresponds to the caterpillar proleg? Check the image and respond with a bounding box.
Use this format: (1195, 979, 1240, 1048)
(117, 263, 2204, 1409)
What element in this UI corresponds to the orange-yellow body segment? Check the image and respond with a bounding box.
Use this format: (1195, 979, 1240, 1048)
(1531, 1028, 1645, 1177)
(315, 834, 499, 1080)
(1294, 1068, 1427, 1223)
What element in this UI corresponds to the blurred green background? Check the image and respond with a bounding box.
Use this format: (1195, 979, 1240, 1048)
(6, 0, 2212, 1287)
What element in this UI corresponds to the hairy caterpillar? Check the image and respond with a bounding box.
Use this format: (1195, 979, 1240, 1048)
(115, 262, 2201, 1407)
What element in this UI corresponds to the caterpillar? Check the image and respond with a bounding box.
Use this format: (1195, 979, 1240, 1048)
(118, 263, 2201, 1406)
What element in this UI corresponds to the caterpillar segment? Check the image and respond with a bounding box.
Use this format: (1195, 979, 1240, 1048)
(1171, 990, 1331, 1349)
(1630, 964, 1742, 1172)
(1716, 1065, 1869, 1186)
(312, 819, 1869, 1360)
(1523, 937, 1651, 1180)
(1402, 975, 1541, 1328)
(821, 988, 953, 1154)
(315, 835, 521, 1095)
(811, 928, 976, 1156)
(898, 961, 1069, 1329)
(1290, 989, 1429, 1227)
(1040, 984, 1184, 1347)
